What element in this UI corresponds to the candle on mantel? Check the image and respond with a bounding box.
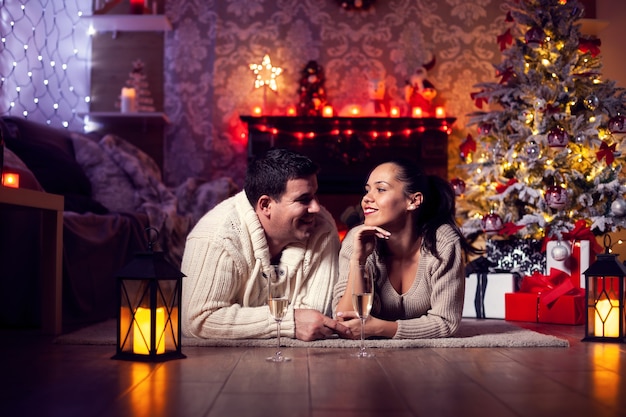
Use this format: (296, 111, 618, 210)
(120, 87, 137, 113)
(349, 105, 361, 117)
(133, 307, 165, 355)
(411, 107, 423, 118)
(252, 106, 263, 116)
(595, 298, 620, 337)
(435, 106, 446, 118)
(1, 172, 19, 188)
(286, 105, 297, 116)
(389, 106, 400, 118)
(322, 105, 334, 118)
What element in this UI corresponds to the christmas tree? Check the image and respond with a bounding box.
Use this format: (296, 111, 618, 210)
(456, 0, 626, 242)
(118, 59, 156, 112)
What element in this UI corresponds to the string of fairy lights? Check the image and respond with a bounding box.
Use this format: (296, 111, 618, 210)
(0, 0, 92, 130)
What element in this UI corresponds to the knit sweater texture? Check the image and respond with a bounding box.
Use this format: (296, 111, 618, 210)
(333, 223, 465, 339)
(181, 191, 340, 339)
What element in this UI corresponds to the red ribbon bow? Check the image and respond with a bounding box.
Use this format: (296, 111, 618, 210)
(497, 28, 513, 51)
(562, 219, 603, 254)
(596, 141, 616, 165)
(470, 91, 488, 109)
(460, 134, 476, 159)
(495, 178, 517, 194)
(499, 222, 524, 237)
(519, 268, 582, 307)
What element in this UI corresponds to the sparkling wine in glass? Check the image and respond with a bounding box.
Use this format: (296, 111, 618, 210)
(266, 265, 290, 362)
(352, 264, 375, 358)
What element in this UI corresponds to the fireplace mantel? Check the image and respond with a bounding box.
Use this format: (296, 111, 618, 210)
(241, 115, 455, 221)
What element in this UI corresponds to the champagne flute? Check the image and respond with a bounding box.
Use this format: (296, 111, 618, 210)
(266, 265, 290, 362)
(352, 264, 375, 358)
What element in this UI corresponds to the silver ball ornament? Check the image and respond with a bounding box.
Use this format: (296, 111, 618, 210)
(551, 242, 569, 261)
(612, 199, 626, 217)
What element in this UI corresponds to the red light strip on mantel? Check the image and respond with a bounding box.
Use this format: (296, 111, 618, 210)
(244, 123, 452, 141)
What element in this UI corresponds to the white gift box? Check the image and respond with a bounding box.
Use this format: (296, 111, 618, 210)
(546, 240, 590, 288)
(463, 273, 517, 319)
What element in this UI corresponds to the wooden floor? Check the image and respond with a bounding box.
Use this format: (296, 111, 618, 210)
(2, 322, 626, 417)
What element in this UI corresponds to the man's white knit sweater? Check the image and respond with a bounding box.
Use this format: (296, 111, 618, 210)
(181, 191, 340, 339)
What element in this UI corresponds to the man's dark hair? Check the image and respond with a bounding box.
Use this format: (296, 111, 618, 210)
(244, 148, 319, 206)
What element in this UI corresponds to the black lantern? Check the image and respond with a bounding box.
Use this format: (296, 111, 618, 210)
(112, 228, 186, 361)
(582, 235, 626, 343)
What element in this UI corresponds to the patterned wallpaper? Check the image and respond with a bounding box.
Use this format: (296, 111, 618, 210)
(163, 0, 505, 186)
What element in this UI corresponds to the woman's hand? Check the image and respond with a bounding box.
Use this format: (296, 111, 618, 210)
(336, 311, 398, 339)
(351, 225, 391, 265)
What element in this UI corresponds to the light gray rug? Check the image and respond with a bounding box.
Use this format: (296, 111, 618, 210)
(55, 318, 569, 348)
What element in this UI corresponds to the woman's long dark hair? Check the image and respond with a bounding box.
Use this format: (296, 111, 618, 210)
(385, 158, 481, 259)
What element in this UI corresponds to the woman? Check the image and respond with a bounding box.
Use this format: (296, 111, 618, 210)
(333, 159, 480, 339)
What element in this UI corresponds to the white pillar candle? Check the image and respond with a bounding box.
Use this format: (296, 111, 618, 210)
(121, 87, 137, 113)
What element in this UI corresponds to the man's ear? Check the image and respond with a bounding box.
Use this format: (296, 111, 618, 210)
(257, 195, 272, 217)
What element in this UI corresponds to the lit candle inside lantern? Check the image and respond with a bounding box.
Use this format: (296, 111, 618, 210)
(411, 107, 423, 118)
(252, 106, 263, 116)
(286, 105, 297, 116)
(595, 299, 620, 337)
(133, 307, 165, 355)
(322, 105, 334, 117)
(435, 106, 446, 118)
(2, 172, 20, 188)
(120, 87, 137, 113)
(389, 106, 400, 118)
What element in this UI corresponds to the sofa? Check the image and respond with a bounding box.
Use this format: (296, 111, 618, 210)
(0, 116, 237, 329)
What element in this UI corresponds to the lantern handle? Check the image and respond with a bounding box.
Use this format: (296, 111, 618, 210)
(145, 227, 160, 252)
(603, 233, 612, 254)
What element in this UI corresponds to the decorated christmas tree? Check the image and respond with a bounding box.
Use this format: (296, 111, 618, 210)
(456, 0, 626, 243)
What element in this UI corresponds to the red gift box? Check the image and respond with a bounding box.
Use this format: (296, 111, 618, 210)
(504, 268, 585, 325)
(505, 292, 585, 324)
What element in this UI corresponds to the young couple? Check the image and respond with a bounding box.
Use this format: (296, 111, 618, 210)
(181, 148, 478, 341)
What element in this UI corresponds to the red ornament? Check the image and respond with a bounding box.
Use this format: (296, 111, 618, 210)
(481, 212, 503, 235)
(525, 26, 545, 47)
(608, 115, 626, 133)
(545, 185, 568, 209)
(546, 126, 569, 148)
(477, 122, 493, 136)
(450, 178, 466, 196)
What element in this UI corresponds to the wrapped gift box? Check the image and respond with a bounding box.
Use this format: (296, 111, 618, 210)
(546, 240, 591, 288)
(486, 238, 545, 277)
(504, 292, 584, 325)
(463, 273, 517, 319)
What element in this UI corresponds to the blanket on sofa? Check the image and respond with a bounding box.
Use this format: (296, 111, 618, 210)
(69, 132, 238, 267)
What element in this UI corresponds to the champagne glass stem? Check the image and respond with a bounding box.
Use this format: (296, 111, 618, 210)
(360, 318, 366, 356)
(276, 320, 281, 358)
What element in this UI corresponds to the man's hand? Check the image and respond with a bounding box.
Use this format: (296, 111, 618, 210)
(294, 309, 352, 341)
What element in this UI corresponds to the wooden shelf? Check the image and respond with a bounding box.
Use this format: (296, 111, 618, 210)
(579, 18, 609, 36)
(82, 15, 172, 32)
(80, 112, 170, 124)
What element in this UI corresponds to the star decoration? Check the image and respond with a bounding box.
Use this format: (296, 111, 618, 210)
(249, 54, 282, 92)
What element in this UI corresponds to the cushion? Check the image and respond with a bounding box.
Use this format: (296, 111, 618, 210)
(70, 132, 139, 213)
(2, 116, 92, 197)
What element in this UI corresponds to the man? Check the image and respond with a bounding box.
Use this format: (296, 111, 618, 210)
(181, 148, 350, 341)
